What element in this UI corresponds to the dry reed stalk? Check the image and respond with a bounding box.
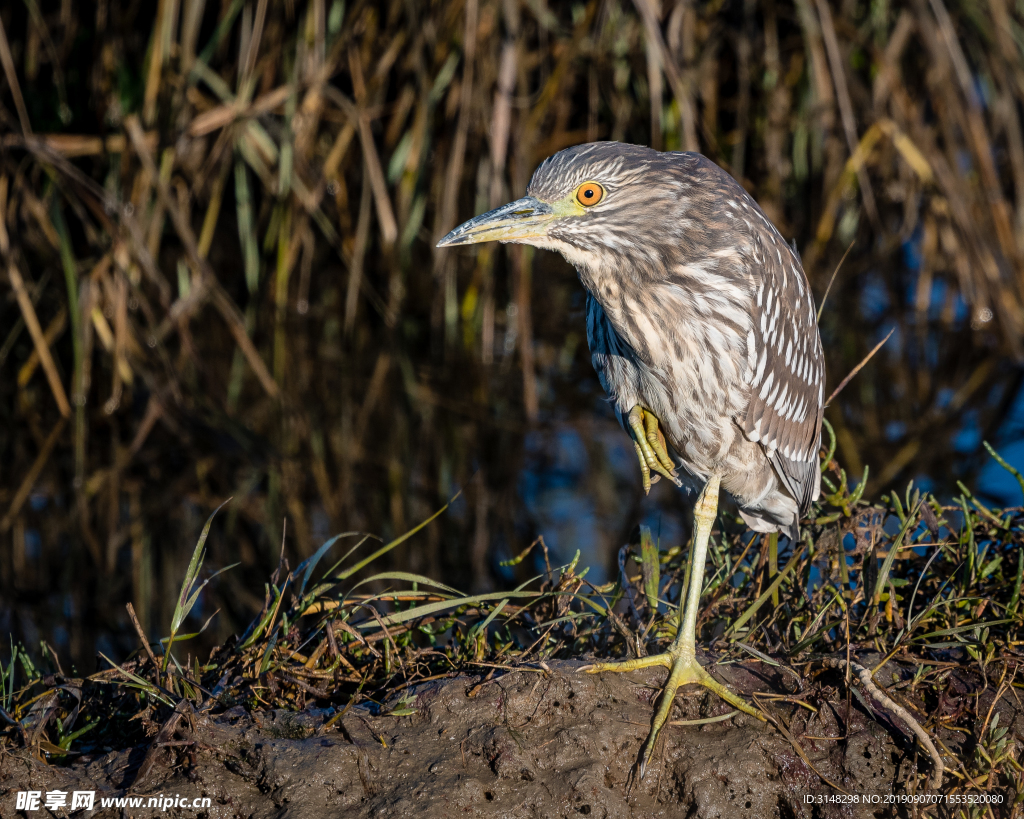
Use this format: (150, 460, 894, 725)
(7, 263, 71, 417)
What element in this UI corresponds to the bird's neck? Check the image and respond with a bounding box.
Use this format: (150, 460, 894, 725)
(575, 260, 661, 365)
(574, 251, 755, 371)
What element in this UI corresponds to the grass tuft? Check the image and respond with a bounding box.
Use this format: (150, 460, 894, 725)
(1, 442, 1021, 801)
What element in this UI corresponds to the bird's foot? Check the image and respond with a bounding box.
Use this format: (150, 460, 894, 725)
(581, 644, 764, 778)
(627, 405, 681, 494)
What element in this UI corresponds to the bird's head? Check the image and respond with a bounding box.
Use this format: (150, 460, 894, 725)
(437, 142, 693, 272)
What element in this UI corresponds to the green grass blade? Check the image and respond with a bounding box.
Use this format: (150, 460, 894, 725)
(195, 0, 246, 68)
(172, 500, 230, 632)
(2, 640, 16, 714)
(727, 545, 804, 636)
(336, 494, 460, 581)
(296, 531, 365, 599)
(871, 499, 920, 607)
(364, 591, 540, 629)
(177, 563, 239, 631)
(471, 599, 510, 639)
(234, 158, 260, 295)
(983, 441, 1024, 502)
(98, 654, 174, 706)
(1010, 550, 1024, 616)
(345, 572, 462, 597)
(913, 619, 1011, 641)
(639, 526, 660, 614)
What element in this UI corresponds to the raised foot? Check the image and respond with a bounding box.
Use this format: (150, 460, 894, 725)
(581, 647, 765, 778)
(627, 405, 682, 494)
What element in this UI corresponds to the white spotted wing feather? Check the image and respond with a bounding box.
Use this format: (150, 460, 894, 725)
(742, 227, 825, 514)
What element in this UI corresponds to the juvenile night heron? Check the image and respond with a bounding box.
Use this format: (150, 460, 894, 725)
(438, 142, 825, 775)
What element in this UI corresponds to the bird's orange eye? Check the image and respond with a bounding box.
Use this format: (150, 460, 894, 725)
(575, 182, 604, 207)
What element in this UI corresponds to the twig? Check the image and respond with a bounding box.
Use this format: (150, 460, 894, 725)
(132, 698, 192, 788)
(817, 239, 854, 322)
(669, 710, 738, 726)
(126, 602, 160, 674)
(280, 674, 332, 700)
(0, 417, 68, 534)
(823, 657, 943, 789)
(979, 664, 1015, 740)
(825, 327, 894, 406)
(757, 697, 851, 794)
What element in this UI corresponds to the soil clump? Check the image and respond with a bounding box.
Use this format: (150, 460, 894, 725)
(3, 658, 986, 818)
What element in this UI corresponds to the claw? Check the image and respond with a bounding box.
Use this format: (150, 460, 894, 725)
(644, 410, 677, 475)
(632, 441, 653, 494)
(628, 405, 681, 494)
(578, 474, 765, 780)
(586, 645, 765, 779)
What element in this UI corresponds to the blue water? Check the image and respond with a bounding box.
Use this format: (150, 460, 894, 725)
(977, 384, 1024, 506)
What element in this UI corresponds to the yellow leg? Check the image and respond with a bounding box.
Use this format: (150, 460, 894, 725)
(582, 474, 765, 777)
(627, 405, 681, 494)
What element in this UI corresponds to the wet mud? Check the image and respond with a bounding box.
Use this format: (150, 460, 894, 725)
(1, 659, 1005, 818)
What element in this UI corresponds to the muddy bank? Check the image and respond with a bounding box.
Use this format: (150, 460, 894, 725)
(0, 658, 1006, 818)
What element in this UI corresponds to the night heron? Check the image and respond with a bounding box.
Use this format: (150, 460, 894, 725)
(438, 142, 825, 775)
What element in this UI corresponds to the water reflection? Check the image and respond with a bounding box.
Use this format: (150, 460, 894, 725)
(520, 422, 689, 587)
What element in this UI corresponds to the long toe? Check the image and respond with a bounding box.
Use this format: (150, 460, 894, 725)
(580, 649, 763, 779)
(628, 406, 682, 488)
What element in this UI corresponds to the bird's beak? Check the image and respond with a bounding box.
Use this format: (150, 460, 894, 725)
(436, 196, 555, 247)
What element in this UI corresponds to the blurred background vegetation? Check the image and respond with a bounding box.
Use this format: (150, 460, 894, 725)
(0, 0, 1021, 672)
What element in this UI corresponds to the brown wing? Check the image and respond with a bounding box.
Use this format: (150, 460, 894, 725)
(740, 219, 825, 514)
